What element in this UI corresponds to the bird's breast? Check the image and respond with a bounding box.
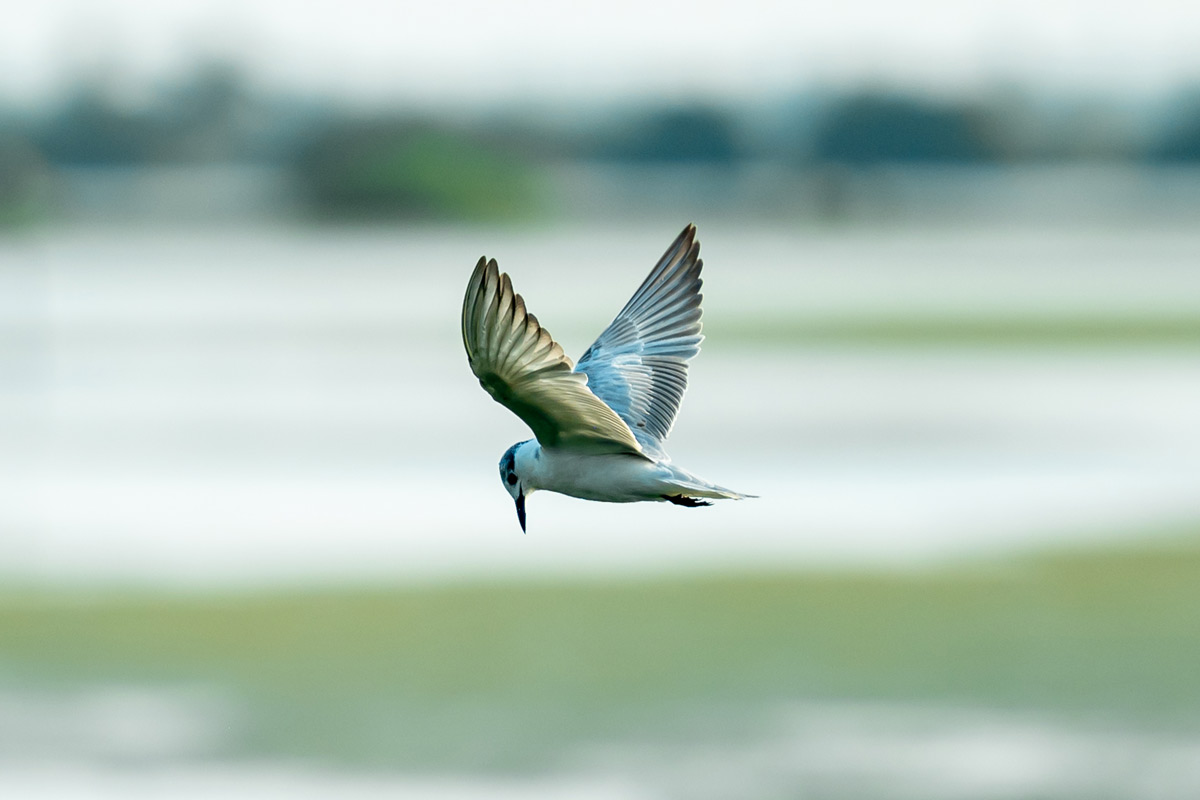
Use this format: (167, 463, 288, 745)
(530, 449, 669, 503)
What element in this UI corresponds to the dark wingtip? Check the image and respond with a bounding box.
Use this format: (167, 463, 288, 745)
(679, 224, 700, 267)
(470, 256, 491, 287)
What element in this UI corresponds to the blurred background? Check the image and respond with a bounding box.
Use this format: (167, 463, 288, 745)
(2, 1, 1200, 798)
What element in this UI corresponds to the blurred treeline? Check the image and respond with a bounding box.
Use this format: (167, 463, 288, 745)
(3, 62, 1200, 224)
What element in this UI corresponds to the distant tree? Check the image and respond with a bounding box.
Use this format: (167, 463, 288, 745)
(34, 88, 166, 165)
(601, 106, 740, 164)
(32, 63, 273, 166)
(155, 62, 252, 162)
(0, 132, 48, 224)
(811, 94, 997, 165)
(293, 119, 542, 221)
(1150, 98, 1200, 162)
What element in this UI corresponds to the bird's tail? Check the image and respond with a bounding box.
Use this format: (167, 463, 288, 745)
(664, 466, 756, 501)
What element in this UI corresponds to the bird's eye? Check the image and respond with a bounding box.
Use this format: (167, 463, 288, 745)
(506, 473, 518, 485)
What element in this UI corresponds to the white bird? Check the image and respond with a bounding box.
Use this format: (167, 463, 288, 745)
(462, 224, 752, 532)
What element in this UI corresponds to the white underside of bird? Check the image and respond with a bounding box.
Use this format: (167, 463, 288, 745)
(461, 224, 752, 531)
(511, 445, 745, 504)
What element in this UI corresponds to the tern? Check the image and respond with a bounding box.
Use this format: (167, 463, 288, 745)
(462, 224, 752, 532)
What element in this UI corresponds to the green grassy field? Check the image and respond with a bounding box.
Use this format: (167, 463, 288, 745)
(2, 533, 1198, 771)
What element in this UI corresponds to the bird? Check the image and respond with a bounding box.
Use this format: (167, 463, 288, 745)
(461, 224, 752, 532)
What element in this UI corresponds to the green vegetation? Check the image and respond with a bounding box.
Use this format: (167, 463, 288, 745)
(1, 533, 1198, 770)
(7, 63, 1200, 225)
(295, 121, 545, 222)
(0, 135, 48, 227)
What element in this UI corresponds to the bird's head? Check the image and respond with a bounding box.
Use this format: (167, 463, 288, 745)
(498, 440, 533, 533)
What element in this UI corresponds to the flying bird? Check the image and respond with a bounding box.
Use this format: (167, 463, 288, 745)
(462, 224, 752, 532)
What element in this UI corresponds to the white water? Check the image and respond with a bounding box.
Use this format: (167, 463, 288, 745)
(2, 224, 1199, 586)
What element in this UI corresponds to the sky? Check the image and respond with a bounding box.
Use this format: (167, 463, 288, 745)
(2, 1, 1200, 107)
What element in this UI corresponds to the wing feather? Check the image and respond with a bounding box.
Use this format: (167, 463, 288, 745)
(575, 224, 705, 456)
(462, 257, 645, 456)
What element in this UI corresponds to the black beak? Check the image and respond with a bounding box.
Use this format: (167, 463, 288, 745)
(515, 491, 526, 533)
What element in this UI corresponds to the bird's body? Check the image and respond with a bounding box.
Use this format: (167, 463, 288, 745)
(463, 224, 752, 531)
(508, 439, 745, 505)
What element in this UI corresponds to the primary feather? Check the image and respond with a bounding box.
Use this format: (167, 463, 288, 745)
(575, 224, 704, 457)
(461, 256, 645, 456)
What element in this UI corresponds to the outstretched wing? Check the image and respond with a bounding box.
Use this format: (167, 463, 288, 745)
(462, 256, 646, 456)
(575, 224, 704, 457)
